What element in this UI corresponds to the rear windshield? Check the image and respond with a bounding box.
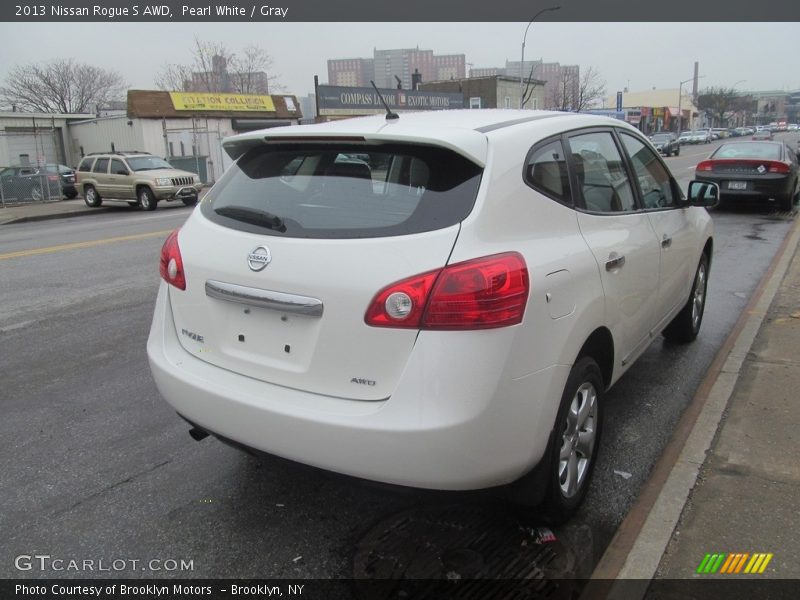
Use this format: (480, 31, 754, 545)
(201, 143, 483, 239)
(712, 143, 781, 160)
(44, 164, 72, 174)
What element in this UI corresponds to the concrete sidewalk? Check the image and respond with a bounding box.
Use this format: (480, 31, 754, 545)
(653, 233, 800, 581)
(0, 189, 209, 225)
(588, 215, 800, 597)
(0, 198, 116, 225)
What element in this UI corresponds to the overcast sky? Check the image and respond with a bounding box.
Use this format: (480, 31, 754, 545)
(0, 22, 798, 100)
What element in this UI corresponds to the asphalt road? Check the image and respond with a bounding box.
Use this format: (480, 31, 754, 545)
(0, 136, 797, 582)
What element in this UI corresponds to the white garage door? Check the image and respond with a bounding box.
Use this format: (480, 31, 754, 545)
(4, 131, 59, 166)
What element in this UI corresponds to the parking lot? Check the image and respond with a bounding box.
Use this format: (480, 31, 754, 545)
(0, 131, 798, 583)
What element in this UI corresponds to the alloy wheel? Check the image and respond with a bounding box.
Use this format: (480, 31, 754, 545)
(692, 263, 707, 330)
(558, 382, 597, 498)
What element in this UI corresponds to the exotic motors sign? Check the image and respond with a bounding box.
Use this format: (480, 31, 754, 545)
(169, 92, 276, 112)
(317, 85, 464, 116)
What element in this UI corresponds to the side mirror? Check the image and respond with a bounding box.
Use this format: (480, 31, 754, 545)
(687, 180, 719, 208)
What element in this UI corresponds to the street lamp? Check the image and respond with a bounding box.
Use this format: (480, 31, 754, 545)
(676, 75, 705, 135)
(520, 6, 560, 108)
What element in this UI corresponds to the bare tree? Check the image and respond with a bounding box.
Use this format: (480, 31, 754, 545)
(153, 63, 194, 92)
(154, 38, 282, 94)
(230, 45, 284, 94)
(573, 67, 607, 113)
(520, 63, 540, 109)
(0, 59, 125, 113)
(546, 66, 606, 112)
(696, 86, 742, 127)
(547, 69, 577, 111)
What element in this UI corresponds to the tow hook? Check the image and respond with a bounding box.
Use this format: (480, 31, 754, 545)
(189, 427, 209, 441)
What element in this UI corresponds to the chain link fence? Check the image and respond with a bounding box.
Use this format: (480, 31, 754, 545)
(0, 126, 65, 206)
(0, 168, 63, 207)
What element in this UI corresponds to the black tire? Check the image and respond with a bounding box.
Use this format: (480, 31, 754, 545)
(674, 146, 680, 156)
(138, 187, 157, 211)
(540, 357, 604, 524)
(30, 185, 43, 202)
(779, 193, 793, 212)
(663, 253, 709, 343)
(83, 185, 102, 207)
(65, 191, 78, 200)
(182, 196, 198, 206)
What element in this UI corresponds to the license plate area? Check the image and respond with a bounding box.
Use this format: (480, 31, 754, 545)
(727, 181, 748, 190)
(212, 300, 319, 372)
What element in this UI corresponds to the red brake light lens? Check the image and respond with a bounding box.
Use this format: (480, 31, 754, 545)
(696, 160, 713, 172)
(159, 230, 186, 290)
(365, 252, 529, 330)
(768, 161, 791, 174)
(698, 158, 791, 174)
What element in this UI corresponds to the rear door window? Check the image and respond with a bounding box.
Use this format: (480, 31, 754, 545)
(201, 143, 483, 239)
(92, 158, 109, 174)
(567, 131, 637, 213)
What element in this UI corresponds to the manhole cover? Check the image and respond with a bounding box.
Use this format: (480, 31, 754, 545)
(353, 503, 580, 599)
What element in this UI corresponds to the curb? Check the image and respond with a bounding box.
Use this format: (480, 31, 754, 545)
(0, 206, 115, 226)
(1, 187, 211, 226)
(585, 214, 800, 595)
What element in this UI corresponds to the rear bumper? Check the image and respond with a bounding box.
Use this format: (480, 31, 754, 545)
(147, 283, 567, 490)
(696, 173, 793, 201)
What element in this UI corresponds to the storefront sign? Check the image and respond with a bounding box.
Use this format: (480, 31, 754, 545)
(169, 92, 276, 112)
(625, 109, 642, 125)
(317, 85, 463, 116)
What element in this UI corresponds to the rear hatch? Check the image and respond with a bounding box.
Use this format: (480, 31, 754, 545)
(167, 142, 483, 401)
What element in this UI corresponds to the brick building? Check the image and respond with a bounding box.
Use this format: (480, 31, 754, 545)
(328, 48, 466, 90)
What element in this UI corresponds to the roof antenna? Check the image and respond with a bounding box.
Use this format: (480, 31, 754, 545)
(370, 80, 399, 121)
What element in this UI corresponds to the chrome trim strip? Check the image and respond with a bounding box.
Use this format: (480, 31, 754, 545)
(205, 280, 323, 317)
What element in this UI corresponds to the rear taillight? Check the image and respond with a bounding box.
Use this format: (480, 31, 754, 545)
(48, 175, 59, 181)
(768, 161, 791, 174)
(365, 252, 529, 330)
(696, 159, 790, 174)
(159, 230, 186, 290)
(364, 269, 439, 328)
(696, 160, 713, 172)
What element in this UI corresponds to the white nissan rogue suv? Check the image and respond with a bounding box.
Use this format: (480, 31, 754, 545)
(147, 109, 718, 522)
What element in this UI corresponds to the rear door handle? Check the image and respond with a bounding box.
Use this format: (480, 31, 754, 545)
(661, 235, 673, 249)
(605, 252, 626, 271)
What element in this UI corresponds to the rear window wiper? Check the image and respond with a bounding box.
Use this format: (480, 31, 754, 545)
(214, 205, 287, 232)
